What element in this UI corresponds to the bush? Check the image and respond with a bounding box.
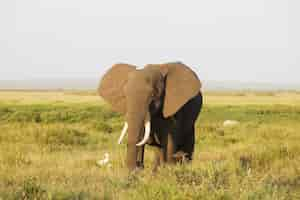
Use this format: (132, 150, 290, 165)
(15, 177, 47, 200)
(44, 127, 90, 146)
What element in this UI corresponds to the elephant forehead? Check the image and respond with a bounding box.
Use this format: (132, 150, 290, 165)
(128, 70, 161, 88)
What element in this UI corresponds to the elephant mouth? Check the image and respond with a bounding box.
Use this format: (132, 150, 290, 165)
(149, 100, 162, 115)
(117, 121, 151, 146)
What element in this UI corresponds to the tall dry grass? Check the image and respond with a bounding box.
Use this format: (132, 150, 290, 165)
(0, 91, 299, 199)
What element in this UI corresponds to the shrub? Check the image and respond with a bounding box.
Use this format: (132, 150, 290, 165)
(15, 177, 47, 200)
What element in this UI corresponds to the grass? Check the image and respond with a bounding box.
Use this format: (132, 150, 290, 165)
(0, 90, 300, 199)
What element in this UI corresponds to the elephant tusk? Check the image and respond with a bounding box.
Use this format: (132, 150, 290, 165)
(136, 121, 151, 146)
(118, 122, 128, 144)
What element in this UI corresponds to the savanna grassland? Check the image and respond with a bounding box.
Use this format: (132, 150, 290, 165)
(0, 90, 300, 199)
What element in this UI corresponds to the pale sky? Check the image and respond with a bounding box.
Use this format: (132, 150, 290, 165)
(0, 0, 299, 83)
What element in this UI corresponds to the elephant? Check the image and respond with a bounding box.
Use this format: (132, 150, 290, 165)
(98, 62, 203, 171)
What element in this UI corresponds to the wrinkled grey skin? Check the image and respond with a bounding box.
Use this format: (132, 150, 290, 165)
(98, 62, 203, 171)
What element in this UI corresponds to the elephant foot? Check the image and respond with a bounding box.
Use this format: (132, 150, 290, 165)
(152, 162, 161, 173)
(136, 161, 144, 169)
(129, 166, 144, 175)
(173, 151, 189, 163)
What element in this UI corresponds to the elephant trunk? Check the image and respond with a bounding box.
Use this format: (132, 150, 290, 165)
(126, 118, 142, 171)
(126, 109, 150, 171)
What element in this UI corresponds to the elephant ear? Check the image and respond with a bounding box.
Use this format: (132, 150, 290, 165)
(98, 63, 137, 114)
(162, 62, 202, 118)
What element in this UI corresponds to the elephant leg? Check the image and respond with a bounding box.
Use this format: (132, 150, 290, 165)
(157, 131, 175, 164)
(136, 145, 145, 168)
(152, 147, 164, 172)
(172, 113, 185, 159)
(166, 133, 176, 163)
(136, 127, 146, 169)
(182, 126, 195, 161)
(180, 92, 202, 161)
(171, 118, 195, 163)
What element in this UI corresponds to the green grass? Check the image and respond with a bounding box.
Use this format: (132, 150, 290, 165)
(0, 91, 300, 199)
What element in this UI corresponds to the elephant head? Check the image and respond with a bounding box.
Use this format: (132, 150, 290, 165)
(98, 62, 201, 170)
